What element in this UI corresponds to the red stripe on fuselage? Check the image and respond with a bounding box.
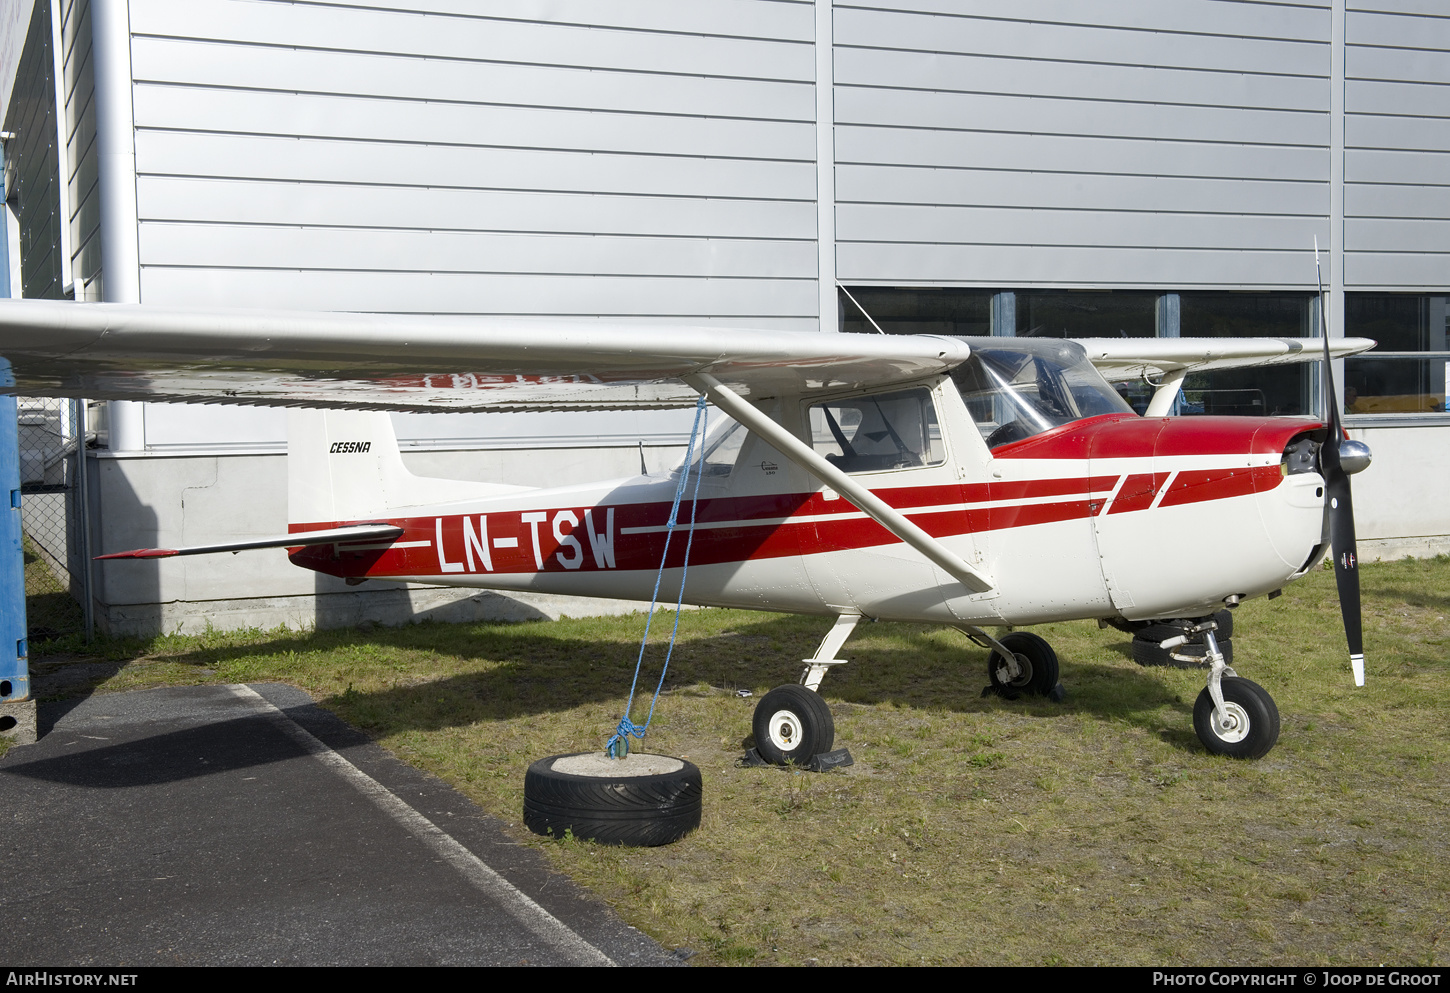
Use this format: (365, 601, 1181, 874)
(288, 465, 1286, 580)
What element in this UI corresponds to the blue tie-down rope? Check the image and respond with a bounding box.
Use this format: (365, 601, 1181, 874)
(606, 396, 709, 759)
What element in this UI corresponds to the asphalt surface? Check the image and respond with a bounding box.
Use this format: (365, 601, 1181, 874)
(0, 683, 679, 967)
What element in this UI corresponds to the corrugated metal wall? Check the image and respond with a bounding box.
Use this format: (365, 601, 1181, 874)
(1344, 1, 1450, 290)
(834, 0, 1334, 289)
(3, 0, 65, 301)
(127, 0, 821, 325)
(60, 0, 98, 302)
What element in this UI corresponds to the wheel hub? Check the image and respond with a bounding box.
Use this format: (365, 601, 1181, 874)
(767, 710, 802, 751)
(1213, 702, 1251, 743)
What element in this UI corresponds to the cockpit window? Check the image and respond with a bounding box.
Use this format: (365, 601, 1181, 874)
(808, 388, 945, 473)
(951, 340, 1133, 450)
(675, 415, 746, 477)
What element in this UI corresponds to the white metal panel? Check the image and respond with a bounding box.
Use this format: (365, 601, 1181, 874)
(834, 6, 1327, 76)
(1346, 43, 1450, 87)
(1345, 148, 1450, 188)
(134, 131, 817, 201)
(138, 268, 820, 317)
(835, 45, 1329, 112)
(129, 36, 815, 123)
(835, 125, 1329, 181)
(130, 0, 815, 81)
(840, 203, 1318, 251)
(835, 86, 1327, 147)
(1345, 253, 1450, 290)
(135, 177, 818, 241)
(837, 242, 1322, 288)
(1345, 217, 1450, 254)
(223, 0, 818, 42)
(845, 0, 1328, 37)
(836, 165, 1326, 216)
(1347, 112, 1450, 153)
(1345, 183, 1450, 221)
(1347, 7, 1450, 50)
(131, 84, 815, 163)
(138, 223, 816, 279)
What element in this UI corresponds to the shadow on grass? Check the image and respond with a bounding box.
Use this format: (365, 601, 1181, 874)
(28, 612, 1208, 762)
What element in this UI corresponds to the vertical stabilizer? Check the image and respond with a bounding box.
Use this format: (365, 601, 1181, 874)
(287, 410, 524, 525)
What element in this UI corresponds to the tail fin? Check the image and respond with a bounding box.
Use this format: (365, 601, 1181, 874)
(287, 410, 524, 525)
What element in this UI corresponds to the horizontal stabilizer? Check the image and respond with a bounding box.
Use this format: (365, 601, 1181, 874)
(96, 524, 405, 560)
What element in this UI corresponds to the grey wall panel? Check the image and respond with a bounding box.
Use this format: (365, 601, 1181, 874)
(129, 37, 815, 123)
(1345, 149, 1450, 188)
(835, 86, 1325, 147)
(1348, 112, 1450, 153)
(1347, 8, 1450, 50)
(834, 6, 1327, 76)
(135, 131, 816, 202)
(1338, 5, 1447, 290)
(1345, 218, 1450, 254)
(138, 268, 819, 317)
(1346, 184, 1450, 221)
(1346, 44, 1450, 87)
(848, 0, 1328, 37)
(837, 165, 1325, 216)
(834, 1, 1332, 290)
(138, 223, 816, 279)
(835, 125, 1328, 181)
(840, 203, 1319, 252)
(135, 177, 817, 241)
(838, 243, 1320, 288)
(202, 0, 817, 44)
(131, 85, 815, 163)
(834, 46, 1328, 113)
(1344, 253, 1450, 290)
(130, 0, 814, 81)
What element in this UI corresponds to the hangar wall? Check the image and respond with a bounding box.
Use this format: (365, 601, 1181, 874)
(4, 0, 1448, 633)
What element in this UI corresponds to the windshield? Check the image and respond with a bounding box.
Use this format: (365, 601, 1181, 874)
(950, 339, 1133, 449)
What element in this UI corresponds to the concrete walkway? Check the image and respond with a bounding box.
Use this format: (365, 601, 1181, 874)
(0, 683, 678, 966)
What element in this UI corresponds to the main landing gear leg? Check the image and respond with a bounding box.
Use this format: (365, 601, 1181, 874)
(747, 614, 857, 771)
(959, 626, 1065, 701)
(1191, 628, 1280, 760)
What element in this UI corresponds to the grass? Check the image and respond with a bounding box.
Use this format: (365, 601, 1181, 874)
(11, 557, 1450, 966)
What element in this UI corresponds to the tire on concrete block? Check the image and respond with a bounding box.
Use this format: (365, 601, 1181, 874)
(523, 752, 703, 847)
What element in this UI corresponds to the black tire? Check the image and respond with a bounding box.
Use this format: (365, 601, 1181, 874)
(1192, 677, 1280, 760)
(752, 684, 835, 765)
(1132, 632, 1233, 668)
(523, 752, 702, 847)
(987, 631, 1060, 697)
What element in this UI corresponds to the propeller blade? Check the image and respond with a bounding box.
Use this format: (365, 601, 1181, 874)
(1316, 242, 1366, 686)
(1324, 454, 1366, 686)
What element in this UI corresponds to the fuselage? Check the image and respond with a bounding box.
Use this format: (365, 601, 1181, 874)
(288, 370, 1330, 627)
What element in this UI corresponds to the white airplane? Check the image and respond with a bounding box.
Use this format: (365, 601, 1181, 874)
(0, 300, 1375, 763)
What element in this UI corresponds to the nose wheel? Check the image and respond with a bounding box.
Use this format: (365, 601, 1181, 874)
(1193, 676, 1280, 759)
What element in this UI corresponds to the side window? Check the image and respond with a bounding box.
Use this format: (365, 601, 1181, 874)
(808, 388, 944, 473)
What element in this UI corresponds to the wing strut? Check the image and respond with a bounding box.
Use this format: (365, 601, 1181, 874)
(686, 374, 993, 595)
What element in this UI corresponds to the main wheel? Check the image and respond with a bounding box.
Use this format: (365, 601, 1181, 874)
(752, 684, 835, 765)
(987, 631, 1060, 697)
(1192, 677, 1280, 760)
(523, 752, 703, 846)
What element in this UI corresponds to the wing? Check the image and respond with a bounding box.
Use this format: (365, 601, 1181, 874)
(1079, 336, 1376, 382)
(0, 300, 971, 411)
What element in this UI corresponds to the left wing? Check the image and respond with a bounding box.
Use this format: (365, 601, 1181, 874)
(1080, 336, 1375, 381)
(0, 300, 971, 411)
(1080, 336, 1376, 416)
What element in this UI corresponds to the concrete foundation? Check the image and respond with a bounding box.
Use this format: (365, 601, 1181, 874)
(0, 699, 37, 746)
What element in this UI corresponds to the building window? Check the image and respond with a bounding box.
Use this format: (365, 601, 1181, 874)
(1175, 293, 1317, 417)
(1344, 295, 1448, 416)
(838, 287, 992, 336)
(1012, 290, 1158, 338)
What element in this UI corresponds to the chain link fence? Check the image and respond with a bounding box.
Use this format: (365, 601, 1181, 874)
(18, 397, 90, 642)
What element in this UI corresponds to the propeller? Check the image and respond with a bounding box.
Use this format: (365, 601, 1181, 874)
(1315, 243, 1367, 686)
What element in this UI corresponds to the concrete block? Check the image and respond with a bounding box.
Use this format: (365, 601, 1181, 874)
(0, 698, 38, 745)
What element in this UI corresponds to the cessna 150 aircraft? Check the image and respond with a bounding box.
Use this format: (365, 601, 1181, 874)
(0, 300, 1374, 762)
